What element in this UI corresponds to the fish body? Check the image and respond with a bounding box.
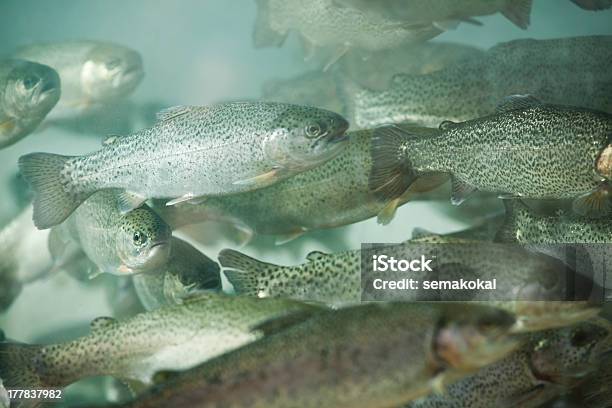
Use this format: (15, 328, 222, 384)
(0, 204, 52, 311)
(0, 59, 60, 148)
(345, 36, 612, 129)
(18, 102, 349, 229)
(408, 319, 611, 408)
(154, 128, 443, 240)
(0, 293, 317, 389)
(50, 190, 172, 276)
(369, 101, 612, 217)
(13, 40, 144, 119)
(254, 0, 442, 57)
(116, 302, 518, 408)
(220, 238, 599, 331)
(335, 0, 533, 29)
(132, 237, 222, 311)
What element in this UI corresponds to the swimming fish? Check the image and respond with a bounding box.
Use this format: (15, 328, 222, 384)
(111, 302, 519, 408)
(18, 101, 349, 229)
(13, 40, 143, 120)
(254, 0, 442, 69)
(407, 319, 612, 407)
(153, 127, 444, 243)
(0, 293, 319, 392)
(0, 204, 52, 311)
(369, 98, 612, 219)
(335, 0, 533, 30)
(132, 237, 222, 311)
(49, 190, 172, 277)
(263, 42, 484, 118)
(342, 35, 612, 129)
(219, 239, 599, 331)
(0, 59, 60, 148)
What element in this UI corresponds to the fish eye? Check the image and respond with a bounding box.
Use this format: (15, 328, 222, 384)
(305, 123, 322, 139)
(132, 231, 148, 246)
(22, 75, 40, 90)
(570, 329, 594, 347)
(105, 58, 121, 70)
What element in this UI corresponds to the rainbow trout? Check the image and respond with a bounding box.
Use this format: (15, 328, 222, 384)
(13, 40, 143, 120)
(0, 59, 60, 148)
(369, 98, 612, 219)
(18, 102, 349, 229)
(0, 294, 317, 392)
(113, 302, 518, 408)
(343, 36, 612, 129)
(407, 319, 612, 408)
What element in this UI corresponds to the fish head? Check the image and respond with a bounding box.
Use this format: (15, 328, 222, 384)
(530, 321, 610, 385)
(2, 59, 60, 119)
(81, 44, 144, 102)
(264, 105, 349, 171)
(433, 304, 519, 372)
(115, 207, 172, 275)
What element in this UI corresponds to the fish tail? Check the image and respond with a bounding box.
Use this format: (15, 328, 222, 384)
(253, 0, 287, 48)
(369, 125, 421, 208)
(18, 153, 88, 229)
(0, 342, 45, 391)
(218, 249, 273, 296)
(501, 0, 533, 29)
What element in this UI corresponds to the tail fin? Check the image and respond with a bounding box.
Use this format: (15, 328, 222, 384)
(502, 0, 533, 29)
(218, 249, 275, 296)
(369, 125, 420, 205)
(253, 0, 287, 48)
(0, 342, 44, 390)
(18, 153, 87, 229)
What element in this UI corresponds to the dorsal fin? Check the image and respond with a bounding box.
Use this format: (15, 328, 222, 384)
(156, 106, 194, 122)
(90, 316, 118, 332)
(496, 95, 542, 113)
(439, 120, 459, 131)
(306, 250, 327, 262)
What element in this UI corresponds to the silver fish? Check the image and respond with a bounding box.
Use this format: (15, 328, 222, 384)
(343, 36, 612, 129)
(13, 40, 144, 120)
(0, 293, 320, 390)
(49, 190, 172, 277)
(18, 101, 349, 229)
(254, 0, 442, 69)
(0, 59, 60, 148)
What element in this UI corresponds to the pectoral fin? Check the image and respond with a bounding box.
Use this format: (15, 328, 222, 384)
(572, 186, 612, 217)
(450, 177, 477, 205)
(233, 168, 281, 187)
(166, 193, 206, 206)
(377, 197, 401, 225)
(117, 191, 147, 214)
(275, 228, 306, 245)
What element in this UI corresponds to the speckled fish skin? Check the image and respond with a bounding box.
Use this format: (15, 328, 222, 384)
(0, 204, 52, 311)
(13, 40, 144, 120)
(153, 128, 442, 239)
(254, 0, 442, 51)
(220, 238, 578, 305)
(345, 36, 612, 128)
(132, 237, 222, 311)
(115, 302, 518, 408)
(262, 42, 484, 115)
(0, 293, 317, 390)
(51, 190, 172, 276)
(0, 59, 60, 148)
(407, 319, 611, 408)
(379, 103, 612, 202)
(498, 200, 612, 244)
(18, 101, 349, 230)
